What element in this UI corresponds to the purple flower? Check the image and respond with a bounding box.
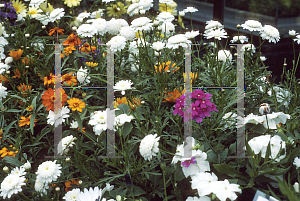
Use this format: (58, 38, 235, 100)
(191, 89, 205, 99)
(181, 157, 197, 167)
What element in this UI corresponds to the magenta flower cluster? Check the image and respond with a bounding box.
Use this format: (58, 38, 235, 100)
(173, 89, 218, 123)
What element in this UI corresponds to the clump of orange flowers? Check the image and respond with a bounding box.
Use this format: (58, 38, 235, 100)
(62, 72, 77, 86)
(79, 43, 96, 54)
(0, 75, 9, 84)
(41, 88, 68, 111)
(0, 145, 18, 157)
(67, 98, 85, 112)
(22, 57, 33, 66)
(161, 87, 186, 103)
(154, 61, 179, 73)
(65, 179, 80, 192)
(19, 114, 37, 127)
(114, 96, 141, 111)
(13, 69, 27, 79)
(9, 49, 23, 60)
(63, 33, 81, 47)
(44, 73, 55, 87)
(63, 46, 76, 57)
(17, 83, 32, 98)
(48, 27, 64, 36)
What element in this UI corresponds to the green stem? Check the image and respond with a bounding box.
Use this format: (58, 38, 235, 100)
(251, 32, 253, 45)
(129, 187, 135, 200)
(163, 170, 168, 201)
(20, 192, 31, 201)
(190, 13, 193, 30)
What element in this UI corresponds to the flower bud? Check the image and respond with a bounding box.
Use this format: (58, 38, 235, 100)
(55, 187, 60, 192)
(65, 157, 71, 162)
(25, 66, 29, 68)
(25, 33, 30, 38)
(82, 93, 86, 98)
(6, 71, 10, 74)
(141, 101, 145, 104)
(260, 56, 266, 61)
(289, 30, 296, 37)
(42, 25, 46, 29)
(139, 9, 146, 15)
(26, 47, 29, 49)
(24, 161, 31, 170)
(3, 166, 9, 173)
(21, 46, 24, 48)
(160, 159, 166, 171)
(116, 195, 122, 201)
(0, 4, 4, 7)
(153, 20, 159, 26)
(236, 24, 241, 29)
(138, 5, 143, 10)
(72, 27, 77, 31)
(294, 182, 300, 193)
(259, 103, 270, 115)
(154, 51, 159, 57)
(179, 11, 185, 17)
(78, 180, 82, 185)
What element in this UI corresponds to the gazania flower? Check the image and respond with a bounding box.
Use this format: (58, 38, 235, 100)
(42, 88, 68, 111)
(63, 0, 82, 7)
(9, 49, 23, 60)
(49, 27, 64, 36)
(85, 62, 98, 67)
(63, 46, 76, 56)
(44, 73, 55, 86)
(65, 179, 80, 192)
(114, 97, 127, 108)
(162, 88, 185, 103)
(63, 34, 81, 47)
(19, 114, 37, 127)
(154, 61, 179, 73)
(0, 145, 18, 157)
(11, 0, 27, 14)
(12, 69, 22, 79)
(127, 96, 141, 110)
(21, 57, 33, 66)
(67, 98, 85, 112)
(79, 43, 96, 54)
(17, 83, 32, 97)
(107, 2, 127, 17)
(62, 72, 77, 86)
(0, 75, 9, 84)
(183, 72, 198, 84)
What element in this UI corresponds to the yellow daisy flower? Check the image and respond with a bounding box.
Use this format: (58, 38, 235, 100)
(107, 2, 127, 17)
(11, 0, 27, 14)
(159, 1, 177, 16)
(86, 62, 98, 67)
(63, 0, 82, 8)
(28, 7, 43, 19)
(39, 2, 54, 13)
(67, 98, 85, 112)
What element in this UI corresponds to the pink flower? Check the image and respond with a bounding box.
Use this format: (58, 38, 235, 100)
(181, 157, 197, 167)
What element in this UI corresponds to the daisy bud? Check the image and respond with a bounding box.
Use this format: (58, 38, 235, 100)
(65, 157, 71, 163)
(78, 180, 82, 185)
(3, 166, 9, 173)
(203, 43, 207, 46)
(179, 11, 185, 17)
(24, 161, 31, 170)
(234, 53, 238, 57)
(157, 26, 162, 31)
(25, 33, 30, 38)
(153, 20, 159, 26)
(154, 51, 159, 57)
(210, 53, 214, 57)
(160, 159, 166, 171)
(21, 46, 24, 48)
(55, 187, 60, 192)
(289, 30, 296, 37)
(294, 182, 299, 193)
(259, 103, 270, 115)
(141, 101, 145, 104)
(283, 63, 287, 67)
(139, 9, 146, 14)
(116, 195, 122, 201)
(72, 26, 77, 31)
(0, 4, 4, 7)
(260, 56, 267, 61)
(6, 71, 10, 74)
(25, 66, 29, 68)
(26, 47, 29, 49)
(134, 10, 139, 15)
(42, 25, 46, 29)
(236, 24, 241, 29)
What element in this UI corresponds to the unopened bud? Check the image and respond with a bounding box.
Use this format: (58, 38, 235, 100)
(26, 47, 29, 49)
(78, 180, 82, 185)
(179, 11, 185, 17)
(65, 157, 71, 162)
(236, 24, 241, 29)
(25, 33, 30, 38)
(3, 166, 9, 173)
(160, 159, 166, 171)
(55, 187, 60, 192)
(24, 161, 31, 170)
(139, 9, 146, 15)
(294, 182, 299, 193)
(154, 51, 159, 57)
(42, 25, 46, 29)
(259, 103, 270, 115)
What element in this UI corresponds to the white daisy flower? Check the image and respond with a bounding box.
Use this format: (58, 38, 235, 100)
(0, 173, 26, 199)
(63, 188, 81, 201)
(218, 50, 232, 62)
(203, 28, 227, 40)
(130, 17, 153, 32)
(90, 9, 104, 18)
(152, 41, 165, 51)
(107, 35, 127, 52)
(89, 109, 114, 135)
(138, 0, 153, 11)
(260, 25, 280, 43)
(57, 135, 77, 155)
(35, 14, 51, 26)
(77, 24, 97, 37)
(294, 35, 300, 44)
(0, 37, 8, 47)
(184, 30, 200, 39)
(120, 26, 136, 41)
(36, 160, 62, 184)
(47, 106, 70, 127)
(0, 83, 8, 101)
(77, 67, 90, 85)
(159, 22, 175, 36)
(241, 44, 256, 55)
(49, 8, 65, 22)
(4, 57, 13, 65)
(29, 0, 45, 7)
(156, 12, 175, 22)
(34, 177, 49, 194)
(77, 12, 91, 22)
(139, 134, 160, 161)
(113, 80, 133, 95)
(70, 120, 79, 129)
(107, 18, 128, 35)
(159, 0, 174, 4)
(294, 157, 300, 169)
(166, 34, 191, 49)
(183, 6, 198, 13)
(241, 20, 262, 32)
(230, 35, 248, 43)
(289, 30, 297, 37)
(10, 167, 26, 177)
(92, 18, 107, 36)
(127, 3, 140, 16)
(77, 186, 103, 201)
(23, 161, 31, 171)
(204, 20, 223, 32)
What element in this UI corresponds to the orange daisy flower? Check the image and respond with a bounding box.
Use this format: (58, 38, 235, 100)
(79, 43, 96, 54)
(42, 88, 68, 111)
(63, 34, 81, 47)
(44, 73, 55, 87)
(9, 49, 23, 60)
(63, 45, 76, 56)
(0, 128, 3, 140)
(17, 83, 32, 98)
(86, 62, 98, 67)
(21, 57, 33, 66)
(154, 61, 179, 73)
(67, 98, 85, 112)
(26, 105, 34, 112)
(114, 97, 127, 109)
(114, 96, 141, 111)
(19, 114, 37, 127)
(65, 179, 80, 192)
(162, 88, 186, 103)
(49, 27, 64, 36)
(0, 145, 18, 157)
(0, 74, 9, 84)
(62, 72, 77, 86)
(12, 69, 27, 79)
(78, 127, 85, 133)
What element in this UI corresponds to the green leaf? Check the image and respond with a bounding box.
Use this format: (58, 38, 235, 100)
(35, 127, 51, 143)
(249, 123, 267, 134)
(31, 95, 37, 111)
(213, 163, 248, 180)
(3, 156, 22, 167)
(174, 163, 185, 181)
(132, 186, 146, 196)
(73, 111, 83, 132)
(5, 109, 22, 112)
(3, 120, 17, 136)
(277, 176, 298, 201)
(117, 103, 130, 114)
(30, 113, 36, 135)
(206, 149, 218, 163)
(123, 122, 133, 138)
(264, 141, 271, 164)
